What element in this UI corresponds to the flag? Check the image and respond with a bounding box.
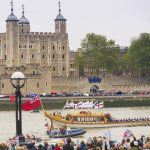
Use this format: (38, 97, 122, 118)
(94, 101, 104, 109)
(75, 101, 83, 109)
(123, 129, 133, 138)
(10, 95, 15, 103)
(21, 96, 41, 111)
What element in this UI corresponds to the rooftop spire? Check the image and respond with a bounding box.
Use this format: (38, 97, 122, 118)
(11, 0, 13, 14)
(22, 4, 24, 17)
(58, 0, 61, 14)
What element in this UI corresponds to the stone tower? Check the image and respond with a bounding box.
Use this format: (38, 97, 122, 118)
(18, 4, 30, 33)
(55, 1, 67, 33)
(6, 1, 19, 67)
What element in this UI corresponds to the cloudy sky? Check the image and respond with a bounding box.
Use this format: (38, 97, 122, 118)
(0, 0, 150, 50)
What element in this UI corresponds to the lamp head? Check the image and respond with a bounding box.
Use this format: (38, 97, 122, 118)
(10, 71, 25, 88)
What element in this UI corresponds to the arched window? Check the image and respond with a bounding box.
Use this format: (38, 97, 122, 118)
(2, 83, 4, 88)
(53, 46, 55, 50)
(4, 55, 6, 60)
(53, 67, 55, 71)
(42, 54, 45, 59)
(37, 83, 39, 88)
(63, 46, 65, 50)
(32, 54, 34, 59)
(62, 55, 65, 59)
(43, 46, 44, 49)
(21, 54, 24, 59)
(52, 55, 55, 59)
(33, 71, 35, 75)
(63, 67, 65, 71)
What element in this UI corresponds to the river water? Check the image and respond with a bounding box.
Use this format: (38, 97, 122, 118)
(0, 107, 150, 144)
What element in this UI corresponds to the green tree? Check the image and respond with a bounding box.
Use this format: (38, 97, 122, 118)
(76, 33, 120, 76)
(126, 33, 150, 75)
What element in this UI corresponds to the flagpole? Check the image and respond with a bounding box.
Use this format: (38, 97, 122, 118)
(38, 96, 53, 130)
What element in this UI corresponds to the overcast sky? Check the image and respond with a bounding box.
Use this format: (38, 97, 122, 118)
(0, 0, 150, 50)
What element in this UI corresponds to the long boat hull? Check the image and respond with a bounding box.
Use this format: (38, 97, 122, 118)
(45, 111, 150, 128)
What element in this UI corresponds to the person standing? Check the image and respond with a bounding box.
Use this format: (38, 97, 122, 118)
(63, 137, 74, 150)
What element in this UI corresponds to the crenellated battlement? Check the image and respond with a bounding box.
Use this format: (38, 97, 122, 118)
(18, 32, 68, 40)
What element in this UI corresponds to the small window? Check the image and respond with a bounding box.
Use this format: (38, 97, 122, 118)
(53, 67, 55, 71)
(2, 83, 4, 88)
(63, 46, 65, 50)
(37, 83, 39, 88)
(46, 83, 47, 87)
(32, 54, 34, 59)
(62, 55, 65, 59)
(42, 54, 45, 59)
(53, 46, 55, 50)
(52, 55, 55, 59)
(4, 55, 6, 60)
(63, 67, 65, 71)
(29, 45, 32, 48)
(33, 71, 35, 75)
(43, 46, 45, 49)
(21, 54, 24, 59)
(22, 29, 23, 32)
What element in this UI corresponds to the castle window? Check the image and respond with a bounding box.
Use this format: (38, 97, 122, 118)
(53, 67, 55, 71)
(21, 54, 24, 59)
(43, 46, 45, 49)
(22, 24, 23, 27)
(63, 67, 65, 71)
(22, 29, 23, 32)
(23, 45, 26, 48)
(32, 54, 34, 59)
(29, 45, 32, 48)
(4, 55, 6, 60)
(63, 46, 65, 50)
(42, 54, 45, 59)
(52, 55, 55, 59)
(62, 55, 65, 59)
(33, 71, 35, 75)
(46, 83, 47, 87)
(2, 83, 4, 88)
(53, 46, 55, 50)
(37, 83, 39, 88)
(19, 45, 22, 48)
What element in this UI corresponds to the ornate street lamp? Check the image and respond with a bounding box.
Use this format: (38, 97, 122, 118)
(10, 71, 26, 145)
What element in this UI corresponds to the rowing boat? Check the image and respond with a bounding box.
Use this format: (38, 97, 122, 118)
(45, 111, 150, 128)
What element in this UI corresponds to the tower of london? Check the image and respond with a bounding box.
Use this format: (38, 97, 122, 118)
(0, 1, 76, 95)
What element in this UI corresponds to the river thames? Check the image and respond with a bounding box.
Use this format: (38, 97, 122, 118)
(0, 107, 150, 143)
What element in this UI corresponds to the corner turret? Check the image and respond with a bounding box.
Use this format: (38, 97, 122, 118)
(55, 1, 67, 33)
(18, 4, 30, 33)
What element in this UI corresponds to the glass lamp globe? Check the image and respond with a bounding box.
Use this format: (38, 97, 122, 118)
(10, 72, 25, 88)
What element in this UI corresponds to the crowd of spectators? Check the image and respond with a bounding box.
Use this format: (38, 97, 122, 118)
(1, 134, 150, 150)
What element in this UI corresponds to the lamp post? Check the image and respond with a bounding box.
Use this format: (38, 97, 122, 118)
(10, 71, 25, 145)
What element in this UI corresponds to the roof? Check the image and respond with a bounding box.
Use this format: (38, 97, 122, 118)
(6, 13, 18, 21)
(19, 16, 30, 24)
(55, 14, 66, 21)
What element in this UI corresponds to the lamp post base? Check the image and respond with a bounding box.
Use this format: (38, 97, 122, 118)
(16, 135, 26, 146)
